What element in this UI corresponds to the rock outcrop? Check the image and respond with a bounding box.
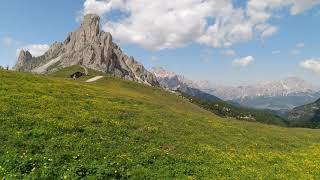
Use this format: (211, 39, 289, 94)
(14, 50, 33, 70)
(14, 14, 159, 86)
(151, 66, 198, 90)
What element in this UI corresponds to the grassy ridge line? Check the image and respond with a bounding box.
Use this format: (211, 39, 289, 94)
(0, 69, 320, 179)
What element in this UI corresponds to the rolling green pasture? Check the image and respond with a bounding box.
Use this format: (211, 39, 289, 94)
(1, 69, 320, 179)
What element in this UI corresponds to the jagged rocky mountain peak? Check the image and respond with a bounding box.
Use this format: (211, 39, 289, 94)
(82, 14, 100, 36)
(19, 50, 33, 60)
(257, 76, 315, 93)
(151, 66, 177, 78)
(14, 14, 158, 86)
(151, 66, 200, 91)
(14, 50, 33, 70)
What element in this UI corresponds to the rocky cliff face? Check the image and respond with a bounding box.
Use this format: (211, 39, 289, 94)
(151, 66, 222, 102)
(14, 50, 33, 70)
(14, 14, 159, 86)
(151, 67, 197, 90)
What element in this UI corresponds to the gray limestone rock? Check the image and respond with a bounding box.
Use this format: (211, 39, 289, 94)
(14, 14, 159, 86)
(14, 50, 33, 70)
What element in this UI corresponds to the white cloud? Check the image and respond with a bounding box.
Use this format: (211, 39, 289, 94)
(222, 49, 236, 57)
(80, 0, 319, 50)
(246, 0, 319, 39)
(300, 59, 320, 74)
(247, 0, 320, 18)
(272, 50, 280, 54)
(290, 0, 320, 15)
(104, 0, 241, 49)
(291, 43, 305, 55)
(17, 44, 50, 57)
(83, 0, 112, 16)
(296, 43, 305, 48)
(261, 25, 278, 39)
(233, 56, 254, 67)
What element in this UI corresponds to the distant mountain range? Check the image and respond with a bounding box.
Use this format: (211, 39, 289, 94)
(151, 67, 222, 103)
(151, 66, 197, 90)
(151, 67, 320, 112)
(151, 67, 287, 126)
(199, 77, 318, 99)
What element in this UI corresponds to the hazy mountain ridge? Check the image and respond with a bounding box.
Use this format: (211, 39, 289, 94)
(199, 77, 318, 100)
(202, 78, 320, 111)
(151, 66, 222, 103)
(151, 66, 198, 90)
(152, 67, 320, 111)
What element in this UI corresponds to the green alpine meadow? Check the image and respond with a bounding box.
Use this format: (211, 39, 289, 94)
(2, 1, 320, 179)
(1, 69, 320, 179)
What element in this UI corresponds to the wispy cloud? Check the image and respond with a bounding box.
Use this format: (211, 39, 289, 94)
(17, 44, 50, 57)
(300, 59, 320, 74)
(291, 42, 305, 55)
(222, 49, 236, 57)
(233, 56, 254, 67)
(261, 26, 278, 39)
(1, 36, 50, 58)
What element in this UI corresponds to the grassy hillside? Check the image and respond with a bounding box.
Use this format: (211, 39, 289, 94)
(1, 69, 320, 179)
(178, 90, 289, 127)
(287, 99, 320, 128)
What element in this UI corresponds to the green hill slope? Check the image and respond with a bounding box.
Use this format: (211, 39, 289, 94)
(1, 69, 320, 179)
(177, 89, 289, 127)
(287, 99, 320, 128)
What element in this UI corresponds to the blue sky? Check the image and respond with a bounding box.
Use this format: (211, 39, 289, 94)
(1, 0, 320, 86)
